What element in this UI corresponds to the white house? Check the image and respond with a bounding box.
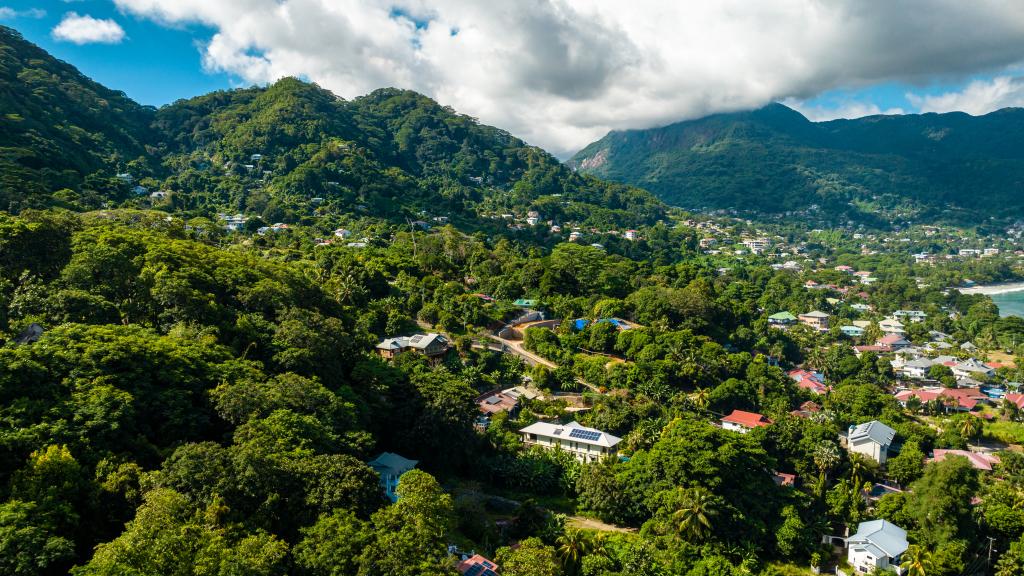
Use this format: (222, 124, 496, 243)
(847, 420, 897, 465)
(367, 452, 418, 502)
(952, 358, 995, 380)
(519, 421, 621, 463)
(847, 520, 908, 574)
(878, 318, 906, 335)
(898, 357, 934, 380)
(720, 409, 773, 433)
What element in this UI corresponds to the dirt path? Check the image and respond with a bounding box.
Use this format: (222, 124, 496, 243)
(567, 515, 636, 533)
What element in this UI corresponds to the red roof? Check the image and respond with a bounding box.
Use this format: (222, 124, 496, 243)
(773, 472, 796, 486)
(931, 450, 1000, 471)
(1006, 393, 1024, 409)
(878, 334, 907, 345)
(854, 345, 890, 354)
(895, 387, 985, 410)
(722, 409, 773, 429)
(457, 555, 499, 575)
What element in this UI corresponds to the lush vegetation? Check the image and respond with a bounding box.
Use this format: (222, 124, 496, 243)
(3, 24, 1024, 576)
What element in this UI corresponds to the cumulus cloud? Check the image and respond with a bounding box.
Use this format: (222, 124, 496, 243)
(907, 76, 1024, 115)
(113, 0, 1024, 155)
(52, 12, 126, 45)
(0, 7, 46, 19)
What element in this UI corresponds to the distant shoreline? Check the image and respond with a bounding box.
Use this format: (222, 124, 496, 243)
(958, 281, 1024, 296)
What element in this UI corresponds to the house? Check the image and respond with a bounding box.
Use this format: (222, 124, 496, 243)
(835, 265, 855, 273)
(457, 554, 499, 576)
(477, 390, 519, 415)
(878, 318, 906, 335)
(742, 237, 770, 253)
(768, 311, 798, 327)
(376, 333, 450, 359)
(367, 452, 418, 502)
(513, 299, 538, 308)
(878, 334, 911, 351)
(898, 357, 934, 379)
(895, 386, 987, 412)
(721, 409, 773, 433)
(851, 303, 872, 313)
(1005, 392, 1024, 410)
(930, 449, 1000, 471)
(847, 520, 908, 574)
(893, 310, 927, 323)
(623, 230, 638, 241)
(798, 311, 830, 331)
(519, 421, 621, 463)
(952, 358, 995, 380)
(773, 472, 797, 487)
(841, 325, 866, 338)
(791, 400, 822, 418)
(573, 318, 633, 331)
(847, 420, 896, 464)
(788, 369, 829, 395)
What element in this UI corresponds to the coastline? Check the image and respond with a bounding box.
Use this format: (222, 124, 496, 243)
(958, 281, 1024, 296)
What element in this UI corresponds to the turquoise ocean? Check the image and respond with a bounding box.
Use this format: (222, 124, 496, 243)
(992, 290, 1024, 318)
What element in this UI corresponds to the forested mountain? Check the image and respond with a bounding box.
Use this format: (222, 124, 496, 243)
(0, 27, 154, 211)
(0, 26, 663, 230)
(569, 103, 1024, 221)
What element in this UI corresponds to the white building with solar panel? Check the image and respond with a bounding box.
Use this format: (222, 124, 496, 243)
(518, 420, 621, 463)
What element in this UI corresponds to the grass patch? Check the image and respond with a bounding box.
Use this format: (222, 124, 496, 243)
(984, 420, 1024, 445)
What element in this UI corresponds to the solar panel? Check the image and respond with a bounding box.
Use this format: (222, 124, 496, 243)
(568, 428, 601, 441)
(464, 565, 484, 576)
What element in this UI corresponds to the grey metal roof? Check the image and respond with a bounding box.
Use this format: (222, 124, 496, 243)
(849, 420, 896, 448)
(367, 452, 418, 476)
(849, 520, 908, 558)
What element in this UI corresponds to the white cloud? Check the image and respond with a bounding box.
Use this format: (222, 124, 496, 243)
(52, 12, 126, 45)
(907, 76, 1024, 115)
(0, 7, 46, 19)
(113, 0, 1024, 156)
(784, 99, 905, 122)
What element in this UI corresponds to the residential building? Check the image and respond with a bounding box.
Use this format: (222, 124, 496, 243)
(741, 237, 770, 254)
(798, 310, 830, 331)
(457, 554, 499, 576)
(878, 334, 911, 351)
(519, 420, 621, 463)
(788, 369, 829, 395)
(878, 318, 906, 335)
(846, 520, 908, 574)
(897, 357, 934, 379)
(476, 390, 519, 416)
(768, 311, 797, 327)
(376, 333, 450, 359)
(893, 310, 927, 323)
(952, 358, 995, 380)
(847, 420, 896, 465)
(841, 325, 866, 338)
(367, 452, 418, 502)
(894, 386, 987, 412)
(790, 400, 822, 418)
(930, 449, 1000, 471)
(623, 229, 638, 241)
(721, 409, 773, 433)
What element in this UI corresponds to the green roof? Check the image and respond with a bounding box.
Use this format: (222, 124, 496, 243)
(769, 311, 797, 321)
(513, 299, 538, 307)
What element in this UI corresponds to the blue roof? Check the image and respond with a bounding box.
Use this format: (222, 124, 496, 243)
(573, 318, 628, 331)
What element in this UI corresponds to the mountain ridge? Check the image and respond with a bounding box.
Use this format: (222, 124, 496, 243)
(569, 102, 1024, 221)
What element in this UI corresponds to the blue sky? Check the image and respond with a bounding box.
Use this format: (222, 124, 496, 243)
(1, 0, 236, 104)
(2, 1, 1024, 155)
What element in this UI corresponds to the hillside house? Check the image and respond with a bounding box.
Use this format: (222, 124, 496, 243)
(376, 333, 450, 359)
(367, 452, 418, 502)
(721, 410, 773, 433)
(878, 318, 906, 335)
(930, 449, 1000, 471)
(457, 554, 499, 576)
(519, 421, 621, 463)
(769, 311, 797, 327)
(798, 311, 829, 331)
(847, 520, 908, 574)
(846, 420, 896, 465)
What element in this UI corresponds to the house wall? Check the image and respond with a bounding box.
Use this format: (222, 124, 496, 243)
(522, 433, 614, 463)
(850, 439, 886, 464)
(721, 421, 750, 434)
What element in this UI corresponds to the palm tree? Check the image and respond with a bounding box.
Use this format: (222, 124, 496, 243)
(589, 532, 609, 559)
(813, 441, 840, 496)
(900, 544, 934, 576)
(556, 527, 589, 573)
(959, 415, 982, 441)
(690, 387, 710, 412)
(673, 486, 716, 542)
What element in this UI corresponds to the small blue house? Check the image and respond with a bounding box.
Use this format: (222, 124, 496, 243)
(367, 452, 418, 502)
(841, 325, 866, 337)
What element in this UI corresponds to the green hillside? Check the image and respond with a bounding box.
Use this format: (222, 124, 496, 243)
(0, 25, 663, 230)
(569, 103, 1024, 222)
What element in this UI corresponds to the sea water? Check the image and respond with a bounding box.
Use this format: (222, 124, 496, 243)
(992, 289, 1024, 318)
